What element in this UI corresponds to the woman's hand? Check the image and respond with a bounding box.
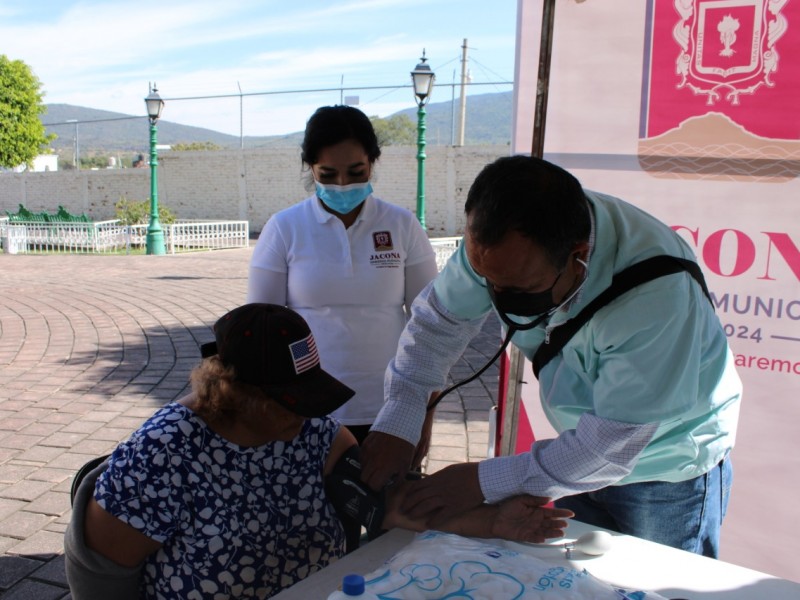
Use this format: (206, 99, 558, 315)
(489, 495, 574, 543)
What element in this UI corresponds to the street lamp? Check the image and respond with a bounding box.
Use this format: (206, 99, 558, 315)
(411, 50, 435, 229)
(144, 83, 166, 255)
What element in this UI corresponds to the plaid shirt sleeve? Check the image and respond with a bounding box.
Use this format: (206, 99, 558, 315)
(479, 413, 658, 502)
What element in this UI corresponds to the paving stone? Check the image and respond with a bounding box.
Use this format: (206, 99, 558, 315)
(106, 416, 148, 430)
(1, 579, 69, 600)
(57, 421, 105, 435)
(0, 435, 44, 451)
(13, 446, 67, 464)
(43, 521, 68, 535)
(433, 411, 464, 424)
(428, 445, 468, 461)
(463, 396, 494, 409)
(31, 554, 68, 587)
(0, 400, 34, 412)
(23, 491, 71, 517)
(44, 454, 102, 471)
(0, 418, 37, 432)
(432, 421, 466, 434)
(0, 464, 39, 485)
(17, 423, 63, 437)
(39, 413, 81, 426)
(0, 511, 55, 539)
(465, 409, 491, 422)
(469, 443, 492, 459)
(466, 420, 490, 432)
(58, 403, 109, 417)
(0, 480, 53, 502)
(0, 535, 19, 554)
(428, 433, 468, 447)
(68, 439, 116, 456)
(7, 530, 65, 558)
(0, 499, 27, 521)
(24, 468, 74, 485)
(0, 554, 45, 589)
(53, 479, 76, 494)
(38, 433, 88, 449)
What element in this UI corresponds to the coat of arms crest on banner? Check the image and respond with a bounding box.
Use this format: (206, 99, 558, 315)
(639, 0, 799, 180)
(673, 0, 787, 105)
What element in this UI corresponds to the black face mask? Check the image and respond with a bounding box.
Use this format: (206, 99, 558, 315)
(487, 270, 563, 318)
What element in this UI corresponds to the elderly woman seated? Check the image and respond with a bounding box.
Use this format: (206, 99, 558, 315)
(64, 303, 573, 600)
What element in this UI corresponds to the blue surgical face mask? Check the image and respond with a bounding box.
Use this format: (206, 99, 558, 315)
(315, 181, 373, 214)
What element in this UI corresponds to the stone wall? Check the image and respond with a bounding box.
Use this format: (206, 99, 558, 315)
(0, 145, 508, 236)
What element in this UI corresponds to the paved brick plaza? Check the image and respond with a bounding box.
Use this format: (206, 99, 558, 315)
(0, 247, 500, 598)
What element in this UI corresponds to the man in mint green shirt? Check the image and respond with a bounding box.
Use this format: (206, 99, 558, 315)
(361, 155, 741, 558)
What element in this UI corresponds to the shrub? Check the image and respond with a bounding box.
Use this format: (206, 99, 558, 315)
(115, 197, 176, 225)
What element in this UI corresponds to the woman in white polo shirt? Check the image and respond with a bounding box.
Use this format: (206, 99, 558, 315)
(247, 105, 439, 447)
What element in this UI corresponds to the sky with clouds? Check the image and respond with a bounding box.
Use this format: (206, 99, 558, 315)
(1, 0, 519, 136)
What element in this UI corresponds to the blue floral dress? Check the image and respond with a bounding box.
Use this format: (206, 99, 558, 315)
(94, 402, 345, 599)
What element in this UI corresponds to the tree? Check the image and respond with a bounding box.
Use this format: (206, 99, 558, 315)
(0, 55, 53, 169)
(370, 114, 417, 146)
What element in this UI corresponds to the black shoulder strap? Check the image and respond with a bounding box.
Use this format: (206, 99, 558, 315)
(532, 255, 712, 379)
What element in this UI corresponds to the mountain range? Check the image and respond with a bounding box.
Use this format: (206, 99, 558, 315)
(41, 90, 513, 156)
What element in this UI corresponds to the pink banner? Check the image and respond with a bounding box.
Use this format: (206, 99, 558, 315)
(642, 0, 800, 140)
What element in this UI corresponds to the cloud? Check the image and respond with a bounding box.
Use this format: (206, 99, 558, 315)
(3, 0, 515, 136)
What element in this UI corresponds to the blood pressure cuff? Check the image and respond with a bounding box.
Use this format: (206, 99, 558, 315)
(325, 445, 388, 541)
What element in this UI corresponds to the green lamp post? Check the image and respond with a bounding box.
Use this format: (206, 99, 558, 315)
(411, 51, 435, 229)
(145, 84, 166, 255)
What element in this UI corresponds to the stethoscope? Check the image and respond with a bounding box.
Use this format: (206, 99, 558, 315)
(426, 257, 588, 412)
(426, 311, 548, 412)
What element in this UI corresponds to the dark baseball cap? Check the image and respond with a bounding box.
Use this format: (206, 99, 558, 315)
(200, 303, 354, 418)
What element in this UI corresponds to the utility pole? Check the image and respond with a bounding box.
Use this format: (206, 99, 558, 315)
(67, 119, 79, 169)
(237, 82, 244, 149)
(450, 69, 456, 145)
(456, 38, 469, 147)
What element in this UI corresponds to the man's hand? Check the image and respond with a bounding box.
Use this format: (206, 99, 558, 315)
(411, 392, 439, 470)
(490, 496, 574, 543)
(411, 410, 434, 470)
(400, 462, 485, 528)
(360, 432, 415, 491)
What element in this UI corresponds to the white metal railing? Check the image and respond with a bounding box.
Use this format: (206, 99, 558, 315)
(429, 236, 462, 271)
(0, 220, 124, 254)
(167, 220, 250, 254)
(2, 219, 249, 255)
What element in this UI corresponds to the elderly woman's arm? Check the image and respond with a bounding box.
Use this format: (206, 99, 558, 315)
(64, 460, 162, 600)
(384, 483, 574, 543)
(83, 499, 163, 567)
(325, 441, 573, 545)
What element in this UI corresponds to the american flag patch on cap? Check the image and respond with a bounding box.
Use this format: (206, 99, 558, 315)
(289, 334, 319, 374)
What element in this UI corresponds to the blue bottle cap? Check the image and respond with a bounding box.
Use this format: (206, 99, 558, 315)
(342, 573, 366, 595)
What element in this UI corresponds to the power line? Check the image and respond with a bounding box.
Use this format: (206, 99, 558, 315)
(161, 81, 512, 103)
(43, 115, 147, 126)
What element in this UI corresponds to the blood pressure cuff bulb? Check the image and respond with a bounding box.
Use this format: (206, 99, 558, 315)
(325, 445, 387, 541)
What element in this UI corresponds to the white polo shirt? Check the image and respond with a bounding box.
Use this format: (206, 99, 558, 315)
(249, 195, 437, 425)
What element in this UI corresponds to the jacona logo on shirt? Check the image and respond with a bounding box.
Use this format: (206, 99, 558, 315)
(372, 231, 393, 251)
(370, 230, 401, 269)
